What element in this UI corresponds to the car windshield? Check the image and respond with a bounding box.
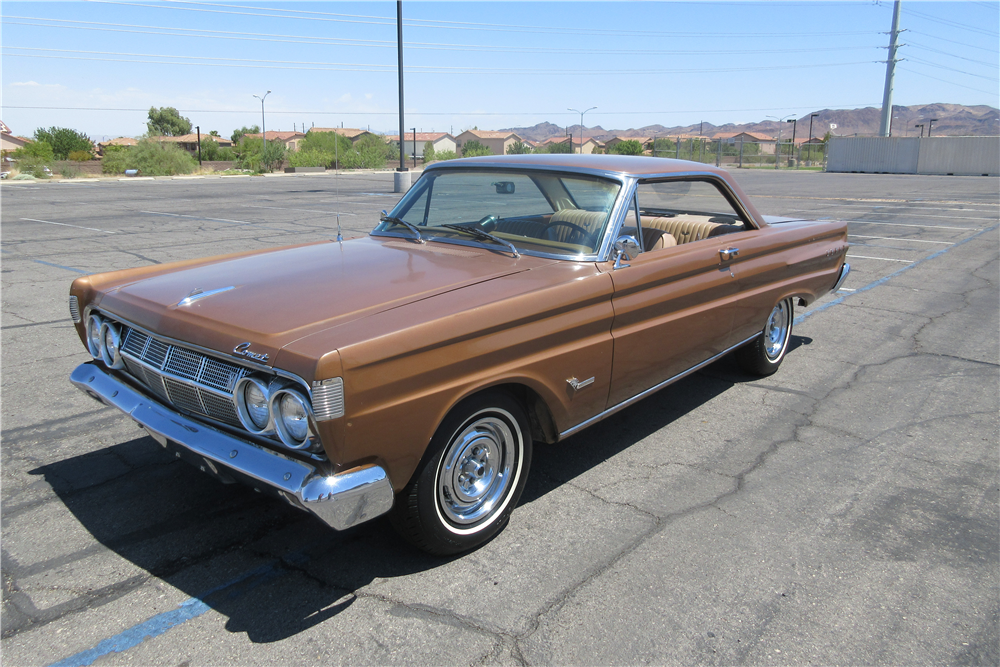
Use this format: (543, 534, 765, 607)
(374, 168, 622, 257)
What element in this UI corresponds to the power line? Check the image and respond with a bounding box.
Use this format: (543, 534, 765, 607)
(82, 0, 880, 38)
(904, 6, 1000, 37)
(1, 50, 878, 75)
(897, 66, 999, 96)
(906, 39, 999, 69)
(3, 104, 883, 117)
(905, 55, 998, 81)
(907, 29, 999, 53)
(1, 17, 882, 57)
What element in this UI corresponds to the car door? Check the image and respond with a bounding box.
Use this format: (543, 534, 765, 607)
(605, 179, 743, 408)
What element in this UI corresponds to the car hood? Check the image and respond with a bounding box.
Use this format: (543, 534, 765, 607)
(98, 236, 548, 364)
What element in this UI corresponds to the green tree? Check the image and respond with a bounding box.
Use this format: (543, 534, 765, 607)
(432, 150, 457, 162)
(33, 127, 94, 160)
(147, 107, 192, 136)
(209, 130, 220, 137)
(198, 138, 233, 161)
(230, 125, 260, 144)
(339, 134, 390, 169)
(543, 139, 572, 154)
(461, 140, 492, 157)
(11, 140, 56, 177)
(609, 139, 643, 155)
(506, 140, 531, 155)
(99, 139, 198, 176)
(423, 141, 436, 162)
(233, 137, 287, 173)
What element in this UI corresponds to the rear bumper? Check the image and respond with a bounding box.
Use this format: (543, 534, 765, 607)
(831, 262, 851, 294)
(70, 361, 393, 531)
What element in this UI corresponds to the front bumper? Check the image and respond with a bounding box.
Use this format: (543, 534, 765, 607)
(70, 361, 394, 531)
(831, 262, 851, 294)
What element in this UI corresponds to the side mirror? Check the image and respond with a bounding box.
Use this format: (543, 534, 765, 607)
(491, 181, 515, 194)
(613, 235, 641, 269)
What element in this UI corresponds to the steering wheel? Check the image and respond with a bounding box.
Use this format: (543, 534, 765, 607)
(477, 214, 498, 232)
(543, 220, 590, 244)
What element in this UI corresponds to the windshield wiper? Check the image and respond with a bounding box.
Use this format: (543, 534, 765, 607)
(441, 223, 520, 258)
(380, 212, 424, 243)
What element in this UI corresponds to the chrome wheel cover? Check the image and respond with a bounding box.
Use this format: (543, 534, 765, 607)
(436, 409, 520, 527)
(764, 300, 790, 361)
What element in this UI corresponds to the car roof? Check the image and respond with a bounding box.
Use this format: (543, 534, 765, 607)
(425, 153, 733, 179)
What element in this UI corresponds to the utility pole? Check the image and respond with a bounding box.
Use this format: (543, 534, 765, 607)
(927, 118, 938, 136)
(195, 125, 202, 165)
(787, 119, 797, 168)
(394, 0, 409, 192)
(879, 0, 904, 137)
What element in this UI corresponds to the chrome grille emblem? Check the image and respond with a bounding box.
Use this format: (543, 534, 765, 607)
(177, 286, 235, 307)
(233, 341, 269, 363)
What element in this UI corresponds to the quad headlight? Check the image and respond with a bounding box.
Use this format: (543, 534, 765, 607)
(234, 377, 316, 450)
(86, 313, 104, 359)
(100, 321, 125, 369)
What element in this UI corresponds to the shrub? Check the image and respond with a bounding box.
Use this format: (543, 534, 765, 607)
(506, 140, 531, 155)
(338, 134, 390, 170)
(430, 150, 457, 162)
(56, 162, 81, 179)
(11, 141, 55, 177)
(543, 140, 572, 154)
(609, 139, 644, 155)
(68, 150, 94, 162)
(99, 140, 198, 175)
(288, 148, 332, 168)
(423, 141, 435, 162)
(233, 137, 287, 173)
(461, 140, 492, 157)
(101, 145, 130, 174)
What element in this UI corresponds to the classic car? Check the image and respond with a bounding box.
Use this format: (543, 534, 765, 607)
(69, 154, 849, 554)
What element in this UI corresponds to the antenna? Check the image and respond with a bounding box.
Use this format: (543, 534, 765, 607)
(335, 133, 343, 242)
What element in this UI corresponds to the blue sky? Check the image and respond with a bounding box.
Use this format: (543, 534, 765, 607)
(2, 1, 998, 141)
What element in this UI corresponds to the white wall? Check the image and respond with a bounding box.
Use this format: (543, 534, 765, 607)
(827, 137, 998, 176)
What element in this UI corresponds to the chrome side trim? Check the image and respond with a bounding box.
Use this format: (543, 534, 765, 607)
(70, 361, 393, 531)
(558, 333, 761, 440)
(831, 262, 851, 293)
(177, 286, 235, 307)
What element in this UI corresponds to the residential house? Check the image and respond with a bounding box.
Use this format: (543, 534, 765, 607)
(385, 132, 457, 158)
(241, 131, 304, 151)
(153, 133, 235, 156)
(1, 121, 32, 156)
(712, 132, 776, 154)
(97, 137, 138, 156)
(540, 136, 604, 154)
(309, 127, 378, 145)
(454, 130, 523, 156)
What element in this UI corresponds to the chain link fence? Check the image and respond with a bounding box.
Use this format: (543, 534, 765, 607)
(648, 138, 827, 169)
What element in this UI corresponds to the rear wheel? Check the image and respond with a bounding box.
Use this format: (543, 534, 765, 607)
(390, 390, 532, 555)
(735, 298, 793, 376)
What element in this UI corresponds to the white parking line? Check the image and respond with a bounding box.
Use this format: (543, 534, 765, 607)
(20, 218, 115, 234)
(239, 204, 356, 215)
(847, 254, 914, 263)
(848, 220, 980, 231)
(140, 211, 252, 225)
(849, 235, 955, 245)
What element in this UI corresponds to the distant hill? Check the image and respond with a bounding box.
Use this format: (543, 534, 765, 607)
(503, 104, 999, 142)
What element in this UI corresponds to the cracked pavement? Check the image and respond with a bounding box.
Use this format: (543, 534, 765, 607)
(2, 171, 997, 665)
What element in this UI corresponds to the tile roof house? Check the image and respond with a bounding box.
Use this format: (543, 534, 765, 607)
(96, 137, 138, 156)
(308, 128, 377, 145)
(454, 130, 523, 156)
(152, 133, 235, 156)
(541, 136, 604, 154)
(1, 121, 32, 154)
(241, 131, 304, 151)
(385, 132, 457, 158)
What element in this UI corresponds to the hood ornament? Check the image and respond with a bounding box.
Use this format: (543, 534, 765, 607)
(177, 286, 235, 307)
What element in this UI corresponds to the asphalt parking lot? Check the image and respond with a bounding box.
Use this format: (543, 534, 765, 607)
(2, 168, 997, 666)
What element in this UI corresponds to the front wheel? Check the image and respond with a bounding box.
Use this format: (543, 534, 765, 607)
(735, 298, 793, 376)
(390, 390, 532, 555)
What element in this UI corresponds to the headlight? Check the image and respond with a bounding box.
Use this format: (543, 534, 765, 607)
(234, 376, 274, 434)
(100, 322, 125, 369)
(271, 389, 313, 449)
(87, 314, 104, 359)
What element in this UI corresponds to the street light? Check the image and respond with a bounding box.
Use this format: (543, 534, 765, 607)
(915, 123, 925, 137)
(568, 106, 596, 154)
(786, 119, 798, 168)
(807, 113, 819, 165)
(766, 114, 795, 169)
(253, 90, 271, 170)
(927, 118, 939, 137)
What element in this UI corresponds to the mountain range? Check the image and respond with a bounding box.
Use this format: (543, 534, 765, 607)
(502, 104, 999, 142)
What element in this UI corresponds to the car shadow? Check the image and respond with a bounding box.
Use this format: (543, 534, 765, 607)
(29, 351, 790, 643)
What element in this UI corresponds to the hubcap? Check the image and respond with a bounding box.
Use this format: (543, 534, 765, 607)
(764, 300, 790, 361)
(437, 412, 519, 526)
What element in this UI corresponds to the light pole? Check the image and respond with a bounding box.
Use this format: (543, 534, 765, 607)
(927, 118, 938, 137)
(915, 124, 925, 137)
(766, 114, 795, 169)
(807, 113, 819, 165)
(786, 118, 797, 168)
(568, 107, 596, 154)
(253, 90, 271, 171)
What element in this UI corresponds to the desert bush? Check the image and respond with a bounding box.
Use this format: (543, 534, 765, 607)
(461, 140, 492, 157)
(288, 148, 332, 168)
(54, 162, 81, 179)
(609, 139, 644, 155)
(506, 140, 531, 155)
(338, 134, 390, 169)
(430, 150, 457, 162)
(101, 145, 130, 174)
(233, 137, 287, 172)
(67, 150, 94, 162)
(423, 141, 436, 162)
(542, 140, 572, 154)
(11, 141, 55, 177)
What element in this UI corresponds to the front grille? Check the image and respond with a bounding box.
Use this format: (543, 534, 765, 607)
(118, 324, 250, 427)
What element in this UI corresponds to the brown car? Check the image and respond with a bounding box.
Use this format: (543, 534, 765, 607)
(69, 154, 849, 554)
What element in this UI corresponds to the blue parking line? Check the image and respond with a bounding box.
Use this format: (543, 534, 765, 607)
(32, 260, 88, 274)
(796, 222, 999, 325)
(46, 561, 289, 667)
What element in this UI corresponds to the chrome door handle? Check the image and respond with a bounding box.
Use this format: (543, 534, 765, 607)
(720, 247, 740, 261)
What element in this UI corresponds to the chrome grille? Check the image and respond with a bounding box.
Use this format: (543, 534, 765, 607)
(117, 324, 250, 427)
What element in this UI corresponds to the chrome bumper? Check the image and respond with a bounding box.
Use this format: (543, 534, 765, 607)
(70, 361, 393, 531)
(831, 262, 851, 294)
